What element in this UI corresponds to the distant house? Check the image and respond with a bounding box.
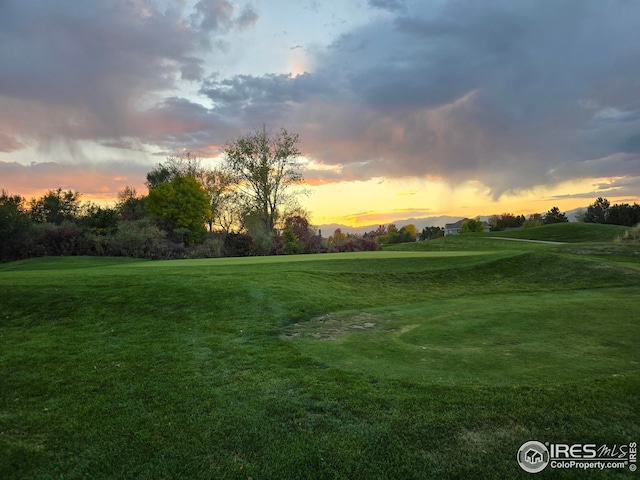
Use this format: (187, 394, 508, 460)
(444, 218, 490, 235)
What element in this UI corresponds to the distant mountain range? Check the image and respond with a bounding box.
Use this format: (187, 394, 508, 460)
(314, 208, 585, 236)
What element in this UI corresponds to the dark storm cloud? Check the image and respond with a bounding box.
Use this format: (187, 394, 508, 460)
(551, 173, 640, 202)
(583, 105, 640, 157)
(135, 96, 238, 153)
(190, 0, 258, 46)
(368, 0, 406, 12)
(549, 153, 640, 185)
(0, 0, 256, 155)
(197, 0, 640, 196)
(319, 0, 640, 193)
(200, 72, 335, 121)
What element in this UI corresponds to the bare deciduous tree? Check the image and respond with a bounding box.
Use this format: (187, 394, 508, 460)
(222, 126, 304, 235)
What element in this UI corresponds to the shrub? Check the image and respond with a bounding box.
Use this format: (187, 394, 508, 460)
(282, 226, 300, 255)
(615, 224, 640, 243)
(34, 224, 85, 256)
(80, 232, 109, 256)
(460, 218, 486, 233)
(271, 234, 284, 255)
(107, 220, 170, 259)
(306, 234, 327, 253)
(329, 237, 380, 252)
(250, 231, 274, 256)
(523, 219, 542, 228)
(224, 233, 253, 257)
(188, 234, 224, 258)
(172, 227, 193, 245)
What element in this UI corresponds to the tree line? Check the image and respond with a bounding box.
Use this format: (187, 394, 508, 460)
(485, 206, 570, 232)
(359, 197, 640, 245)
(579, 197, 640, 226)
(1, 127, 382, 263)
(457, 199, 640, 235)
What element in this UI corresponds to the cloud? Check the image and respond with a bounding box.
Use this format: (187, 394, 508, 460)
(546, 175, 640, 203)
(548, 153, 640, 184)
(302, 168, 344, 186)
(0, 160, 149, 201)
(0, 132, 26, 153)
(583, 105, 640, 157)
(368, 0, 406, 12)
(200, 72, 334, 113)
(0, 0, 256, 155)
(197, 0, 640, 197)
(235, 4, 260, 29)
(190, 0, 258, 41)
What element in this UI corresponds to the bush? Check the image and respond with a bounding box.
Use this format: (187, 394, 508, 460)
(224, 233, 253, 257)
(306, 235, 327, 253)
(271, 234, 284, 255)
(80, 232, 110, 256)
(523, 219, 542, 228)
(107, 220, 176, 259)
(188, 234, 224, 258)
(172, 227, 193, 245)
(329, 237, 380, 252)
(460, 218, 486, 233)
(33, 224, 85, 256)
(616, 224, 640, 243)
(250, 231, 274, 256)
(282, 226, 300, 255)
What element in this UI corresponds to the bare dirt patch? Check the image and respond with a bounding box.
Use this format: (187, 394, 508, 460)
(282, 312, 379, 341)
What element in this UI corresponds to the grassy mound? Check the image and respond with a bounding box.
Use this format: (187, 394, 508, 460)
(385, 234, 550, 252)
(386, 222, 631, 252)
(288, 288, 637, 386)
(485, 222, 630, 243)
(1, 245, 639, 479)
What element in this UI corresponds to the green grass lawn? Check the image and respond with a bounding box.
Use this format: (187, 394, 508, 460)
(386, 222, 632, 252)
(1, 226, 639, 479)
(484, 222, 630, 243)
(288, 288, 638, 386)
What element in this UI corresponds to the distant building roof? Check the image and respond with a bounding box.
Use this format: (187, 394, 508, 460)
(445, 218, 490, 231)
(445, 218, 469, 229)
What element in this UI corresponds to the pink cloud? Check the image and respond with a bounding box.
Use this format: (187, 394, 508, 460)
(0, 161, 147, 204)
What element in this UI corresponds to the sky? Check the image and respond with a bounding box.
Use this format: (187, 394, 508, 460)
(1, 0, 639, 228)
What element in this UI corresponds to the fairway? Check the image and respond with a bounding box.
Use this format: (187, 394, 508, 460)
(1, 232, 639, 479)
